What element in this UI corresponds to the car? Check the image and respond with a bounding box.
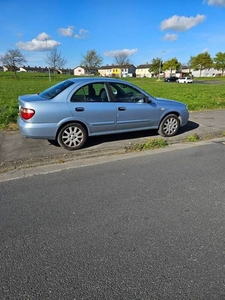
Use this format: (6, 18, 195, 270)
(177, 77, 193, 83)
(164, 76, 178, 82)
(18, 77, 189, 151)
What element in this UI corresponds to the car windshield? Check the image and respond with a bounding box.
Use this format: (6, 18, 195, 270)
(39, 80, 74, 99)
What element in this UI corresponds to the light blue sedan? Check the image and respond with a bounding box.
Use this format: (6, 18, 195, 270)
(18, 77, 189, 150)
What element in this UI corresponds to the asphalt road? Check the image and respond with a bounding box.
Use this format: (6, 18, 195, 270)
(0, 110, 225, 175)
(1, 140, 225, 299)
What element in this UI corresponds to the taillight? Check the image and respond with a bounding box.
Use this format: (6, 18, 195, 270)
(20, 107, 35, 120)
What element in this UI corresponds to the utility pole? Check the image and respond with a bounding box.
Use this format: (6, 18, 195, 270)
(45, 39, 51, 82)
(158, 50, 166, 81)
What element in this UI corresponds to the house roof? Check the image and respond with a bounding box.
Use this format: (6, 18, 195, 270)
(136, 64, 152, 69)
(74, 66, 98, 71)
(20, 65, 73, 72)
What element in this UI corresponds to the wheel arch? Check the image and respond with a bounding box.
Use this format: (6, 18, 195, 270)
(159, 111, 180, 126)
(158, 112, 181, 137)
(56, 120, 89, 139)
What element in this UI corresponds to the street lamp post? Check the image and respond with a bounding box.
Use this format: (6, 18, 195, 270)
(158, 50, 166, 81)
(158, 59, 161, 81)
(48, 67, 51, 82)
(45, 38, 51, 82)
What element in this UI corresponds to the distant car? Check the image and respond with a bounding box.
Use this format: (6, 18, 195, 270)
(164, 76, 178, 82)
(177, 77, 193, 83)
(18, 77, 189, 150)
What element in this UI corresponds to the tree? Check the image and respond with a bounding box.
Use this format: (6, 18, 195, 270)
(45, 48, 67, 73)
(148, 57, 161, 76)
(162, 58, 181, 73)
(214, 52, 225, 76)
(113, 51, 130, 65)
(188, 52, 213, 77)
(0, 49, 27, 77)
(81, 49, 103, 74)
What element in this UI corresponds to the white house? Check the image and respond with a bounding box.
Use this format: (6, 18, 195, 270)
(98, 65, 114, 77)
(74, 66, 97, 76)
(192, 68, 221, 77)
(136, 64, 153, 78)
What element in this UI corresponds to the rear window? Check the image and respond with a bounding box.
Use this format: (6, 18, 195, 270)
(39, 80, 74, 99)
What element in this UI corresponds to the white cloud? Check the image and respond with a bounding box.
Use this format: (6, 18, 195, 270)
(16, 32, 60, 51)
(58, 26, 88, 39)
(58, 26, 74, 37)
(204, 0, 225, 6)
(163, 33, 178, 41)
(74, 29, 89, 39)
(36, 32, 51, 41)
(160, 14, 206, 32)
(104, 49, 138, 57)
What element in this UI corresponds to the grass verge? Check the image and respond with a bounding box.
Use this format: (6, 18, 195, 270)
(0, 72, 225, 129)
(126, 138, 169, 152)
(185, 133, 200, 142)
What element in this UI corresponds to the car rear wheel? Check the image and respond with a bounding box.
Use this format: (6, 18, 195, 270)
(158, 114, 180, 137)
(57, 123, 87, 150)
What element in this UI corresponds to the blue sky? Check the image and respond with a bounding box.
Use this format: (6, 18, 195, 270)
(1, 0, 225, 68)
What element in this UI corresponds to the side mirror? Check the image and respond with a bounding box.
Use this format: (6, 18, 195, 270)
(144, 95, 151, 103)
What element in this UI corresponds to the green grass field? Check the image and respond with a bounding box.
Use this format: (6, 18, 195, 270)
(0, 71, 225, 129)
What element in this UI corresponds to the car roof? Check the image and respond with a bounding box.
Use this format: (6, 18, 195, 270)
(65, 76, 154, 98)
(68, 77, 128, 85)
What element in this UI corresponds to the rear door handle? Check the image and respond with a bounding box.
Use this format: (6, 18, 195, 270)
(75, 107, 85, 112)
(118, 107, 126, 111)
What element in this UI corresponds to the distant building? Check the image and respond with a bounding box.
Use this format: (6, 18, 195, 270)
(2, 65, 19, 72)
(2, 65, 73, 75)
(98, 64, 136, 77)
(74, 66, 98, 76)
(136, 63, 153, 78)
(191, 67, 222, 77)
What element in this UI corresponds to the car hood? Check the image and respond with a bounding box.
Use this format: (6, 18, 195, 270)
(154, 97, 185, 107)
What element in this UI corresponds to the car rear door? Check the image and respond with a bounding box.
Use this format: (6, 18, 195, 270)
(67, 82, 117, 135)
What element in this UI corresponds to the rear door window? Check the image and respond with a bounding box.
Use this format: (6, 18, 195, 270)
(70, 83, 109, 102)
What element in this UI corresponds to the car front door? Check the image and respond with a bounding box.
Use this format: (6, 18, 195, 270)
(108, 82, 159, 131)
(68, 82, 116, 135)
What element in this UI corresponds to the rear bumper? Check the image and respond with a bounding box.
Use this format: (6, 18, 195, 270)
(17, 117, 57, 139)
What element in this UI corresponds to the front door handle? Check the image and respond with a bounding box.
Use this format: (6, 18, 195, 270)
(75, 107, 85, 112)
(118, 107, 126, 111)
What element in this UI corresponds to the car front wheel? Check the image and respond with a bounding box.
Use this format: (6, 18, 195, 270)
(158, 114, 180, 137)
(57, 123, 87, 150)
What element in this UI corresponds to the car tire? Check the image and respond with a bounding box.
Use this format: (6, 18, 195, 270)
(158, 114, 180, 137)
(57, 123, 87, 150)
